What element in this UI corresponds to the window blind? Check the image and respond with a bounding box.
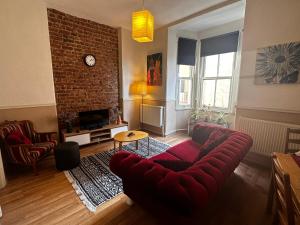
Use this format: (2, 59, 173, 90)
(200, 31, 239, 57)
(177, 37, 197, 66)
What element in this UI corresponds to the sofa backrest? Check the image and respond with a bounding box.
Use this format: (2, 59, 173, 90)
(0, 121, 36, 164)
(0, 121, 35, 142)
(0, 123, 24, 140)
(192, 123, 234, 145)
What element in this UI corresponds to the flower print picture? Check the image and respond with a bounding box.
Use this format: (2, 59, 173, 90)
(255, 42, 300, 84)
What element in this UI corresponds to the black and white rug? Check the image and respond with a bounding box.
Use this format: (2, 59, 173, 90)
(64, 137, 170, 212)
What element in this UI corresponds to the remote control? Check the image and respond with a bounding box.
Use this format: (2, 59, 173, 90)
(127, 132, 135, 137)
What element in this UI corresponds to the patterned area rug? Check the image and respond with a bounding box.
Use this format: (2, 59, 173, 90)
(64, 137, 170, 212)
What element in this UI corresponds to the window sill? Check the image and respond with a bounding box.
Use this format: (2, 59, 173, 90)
(175, 107, 192, 111)
(198, 107, 235, 115)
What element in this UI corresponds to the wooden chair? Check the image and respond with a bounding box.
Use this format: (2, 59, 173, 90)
(285, 128, 300, 154)
(271, 154, 300, 225)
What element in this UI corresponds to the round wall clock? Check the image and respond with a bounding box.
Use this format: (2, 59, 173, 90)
(84, 54, 96, 67)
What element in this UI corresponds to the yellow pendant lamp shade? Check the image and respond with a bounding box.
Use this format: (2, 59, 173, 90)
(132, 10, 154, 42)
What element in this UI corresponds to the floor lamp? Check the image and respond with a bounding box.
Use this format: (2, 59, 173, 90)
(132, 81, 147, 130)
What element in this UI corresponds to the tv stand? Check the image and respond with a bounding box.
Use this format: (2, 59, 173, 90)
(61, 122, 128, 146)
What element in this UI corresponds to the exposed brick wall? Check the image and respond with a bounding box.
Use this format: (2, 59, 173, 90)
(47, 9, 119, 128)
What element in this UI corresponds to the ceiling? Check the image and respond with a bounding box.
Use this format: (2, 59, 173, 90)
(44, 0, 227, 29)
(171, 1, 245, 32)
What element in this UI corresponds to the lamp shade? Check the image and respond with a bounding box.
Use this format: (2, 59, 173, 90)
(132, 10, 154, 42)
(132, 81, 147, 96)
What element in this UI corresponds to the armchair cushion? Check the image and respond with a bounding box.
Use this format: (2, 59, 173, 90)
(29, 142, 54, 160)
(8, 142, 54, 165)
(6, 131, 32, 145)
(33, 142, 56, 152)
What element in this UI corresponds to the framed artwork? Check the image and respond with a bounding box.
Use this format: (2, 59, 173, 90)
(255, 42, 300, 84)
(147, 53, 162, 86)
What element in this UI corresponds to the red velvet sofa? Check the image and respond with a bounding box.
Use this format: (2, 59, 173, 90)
(110, 124, 253, 224)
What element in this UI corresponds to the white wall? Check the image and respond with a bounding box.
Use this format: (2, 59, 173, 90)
(237, 0, 300, 112)
(197, 19, 244, 39)
(144, 28, 168, 101)
(166, 29, 199, 131)
(119, 28, 147, 100)
(0, 0, 56, 108)
(118, 28, 146, 129)
(119, 27, 170, 133)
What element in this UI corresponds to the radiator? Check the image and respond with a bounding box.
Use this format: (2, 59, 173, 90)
(140, 104, 165, 128)
(237, 117, 300, 156)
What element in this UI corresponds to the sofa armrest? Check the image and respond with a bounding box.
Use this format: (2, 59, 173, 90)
(9, 144, 36, 165)
(110, 151, 210, 210)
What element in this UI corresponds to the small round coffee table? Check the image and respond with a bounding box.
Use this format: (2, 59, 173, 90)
(113, 130, 150, 155)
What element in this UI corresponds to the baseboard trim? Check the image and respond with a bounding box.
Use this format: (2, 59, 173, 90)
(141, 123, 164, 136)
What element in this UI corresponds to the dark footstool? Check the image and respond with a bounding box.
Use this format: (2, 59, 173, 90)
(55, 142, 80, 170)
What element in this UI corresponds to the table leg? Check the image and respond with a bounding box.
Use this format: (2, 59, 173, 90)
(136, 140, 139, 150)
(119, 142, 123, 151)
(266, 173, 275, 213)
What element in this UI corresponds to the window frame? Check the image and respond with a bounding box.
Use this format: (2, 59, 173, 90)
(175, 64, 195, 110)
(198, 52, 237, 112)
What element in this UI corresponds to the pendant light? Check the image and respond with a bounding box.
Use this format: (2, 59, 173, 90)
(132, 0, 154, 42)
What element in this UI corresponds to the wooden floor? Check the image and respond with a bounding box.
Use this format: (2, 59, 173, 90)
(0, 131, 272, 225)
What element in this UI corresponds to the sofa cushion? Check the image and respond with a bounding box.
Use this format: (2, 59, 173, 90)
(166, 140, 202, 163)
(192, 125, 214, 144)
(154, 160, 192, 172)
(196, 130, 229, 161)
(150, 152, 180, 161)
(6, 131, 32, 145)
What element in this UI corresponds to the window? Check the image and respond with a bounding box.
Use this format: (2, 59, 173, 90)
(200, 52, 235, 110)
(176, 65, 194, 109)
(175, 32, 240, 111)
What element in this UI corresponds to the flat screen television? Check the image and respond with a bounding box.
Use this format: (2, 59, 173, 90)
(79, 109, 109, 130)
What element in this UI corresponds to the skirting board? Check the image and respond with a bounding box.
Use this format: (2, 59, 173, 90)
(141, 123, 164, 136)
